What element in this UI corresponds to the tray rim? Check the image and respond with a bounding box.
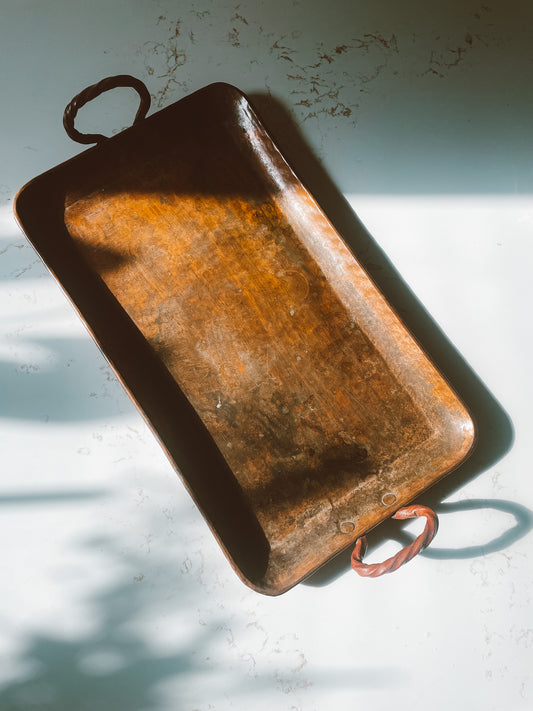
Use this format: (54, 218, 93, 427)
(13, 81, 477, 595)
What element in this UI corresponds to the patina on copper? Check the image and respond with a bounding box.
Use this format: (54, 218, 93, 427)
(14, 77, 475, 595)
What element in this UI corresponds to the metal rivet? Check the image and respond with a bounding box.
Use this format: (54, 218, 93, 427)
(381, 493, 397, 507)
(340, 520, 356, 534)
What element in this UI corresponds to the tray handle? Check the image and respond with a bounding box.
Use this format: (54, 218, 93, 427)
(63, 75, 151, 145)
(351, 504, 438, 577)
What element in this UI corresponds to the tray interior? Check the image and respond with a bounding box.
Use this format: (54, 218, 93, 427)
(15, 83, 475, 594)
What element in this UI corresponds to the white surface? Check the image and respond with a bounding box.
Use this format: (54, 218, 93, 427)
(1, 2, 532, 710)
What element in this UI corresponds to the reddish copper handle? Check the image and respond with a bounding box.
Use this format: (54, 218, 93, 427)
(63, 75, 151, 145)
(351, 504, 438, 578)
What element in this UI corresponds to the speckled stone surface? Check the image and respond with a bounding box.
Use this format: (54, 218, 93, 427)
(1, 1, 532, 709)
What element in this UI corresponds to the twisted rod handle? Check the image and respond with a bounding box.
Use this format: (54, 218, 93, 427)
(63, 75, 151, 145)
(351, 504, 439, 578)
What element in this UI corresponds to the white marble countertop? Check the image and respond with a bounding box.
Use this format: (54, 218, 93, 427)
(1, 2, 532, 709)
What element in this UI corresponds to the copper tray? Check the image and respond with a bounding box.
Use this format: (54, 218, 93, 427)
(15, 76, 475, 595)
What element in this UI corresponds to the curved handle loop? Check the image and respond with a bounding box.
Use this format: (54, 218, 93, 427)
(63, 75, 151, 145)
(351, 504, 438, 578)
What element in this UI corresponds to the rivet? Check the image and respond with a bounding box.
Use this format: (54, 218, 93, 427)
(382, 493, 397, 507)
(340, 520, 356, 534)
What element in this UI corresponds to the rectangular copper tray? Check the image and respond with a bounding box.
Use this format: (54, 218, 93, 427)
(15, 82, 475, 595)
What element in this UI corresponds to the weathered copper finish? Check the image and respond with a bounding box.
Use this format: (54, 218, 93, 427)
(351, 504, 439, 577)
(14, 78, 475, 595)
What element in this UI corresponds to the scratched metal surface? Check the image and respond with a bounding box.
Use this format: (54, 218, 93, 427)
(1, 0, 532, 709)
(15, 83, 474, 593)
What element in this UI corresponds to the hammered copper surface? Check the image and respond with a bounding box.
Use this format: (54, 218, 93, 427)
(15, 83, 475, 594)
